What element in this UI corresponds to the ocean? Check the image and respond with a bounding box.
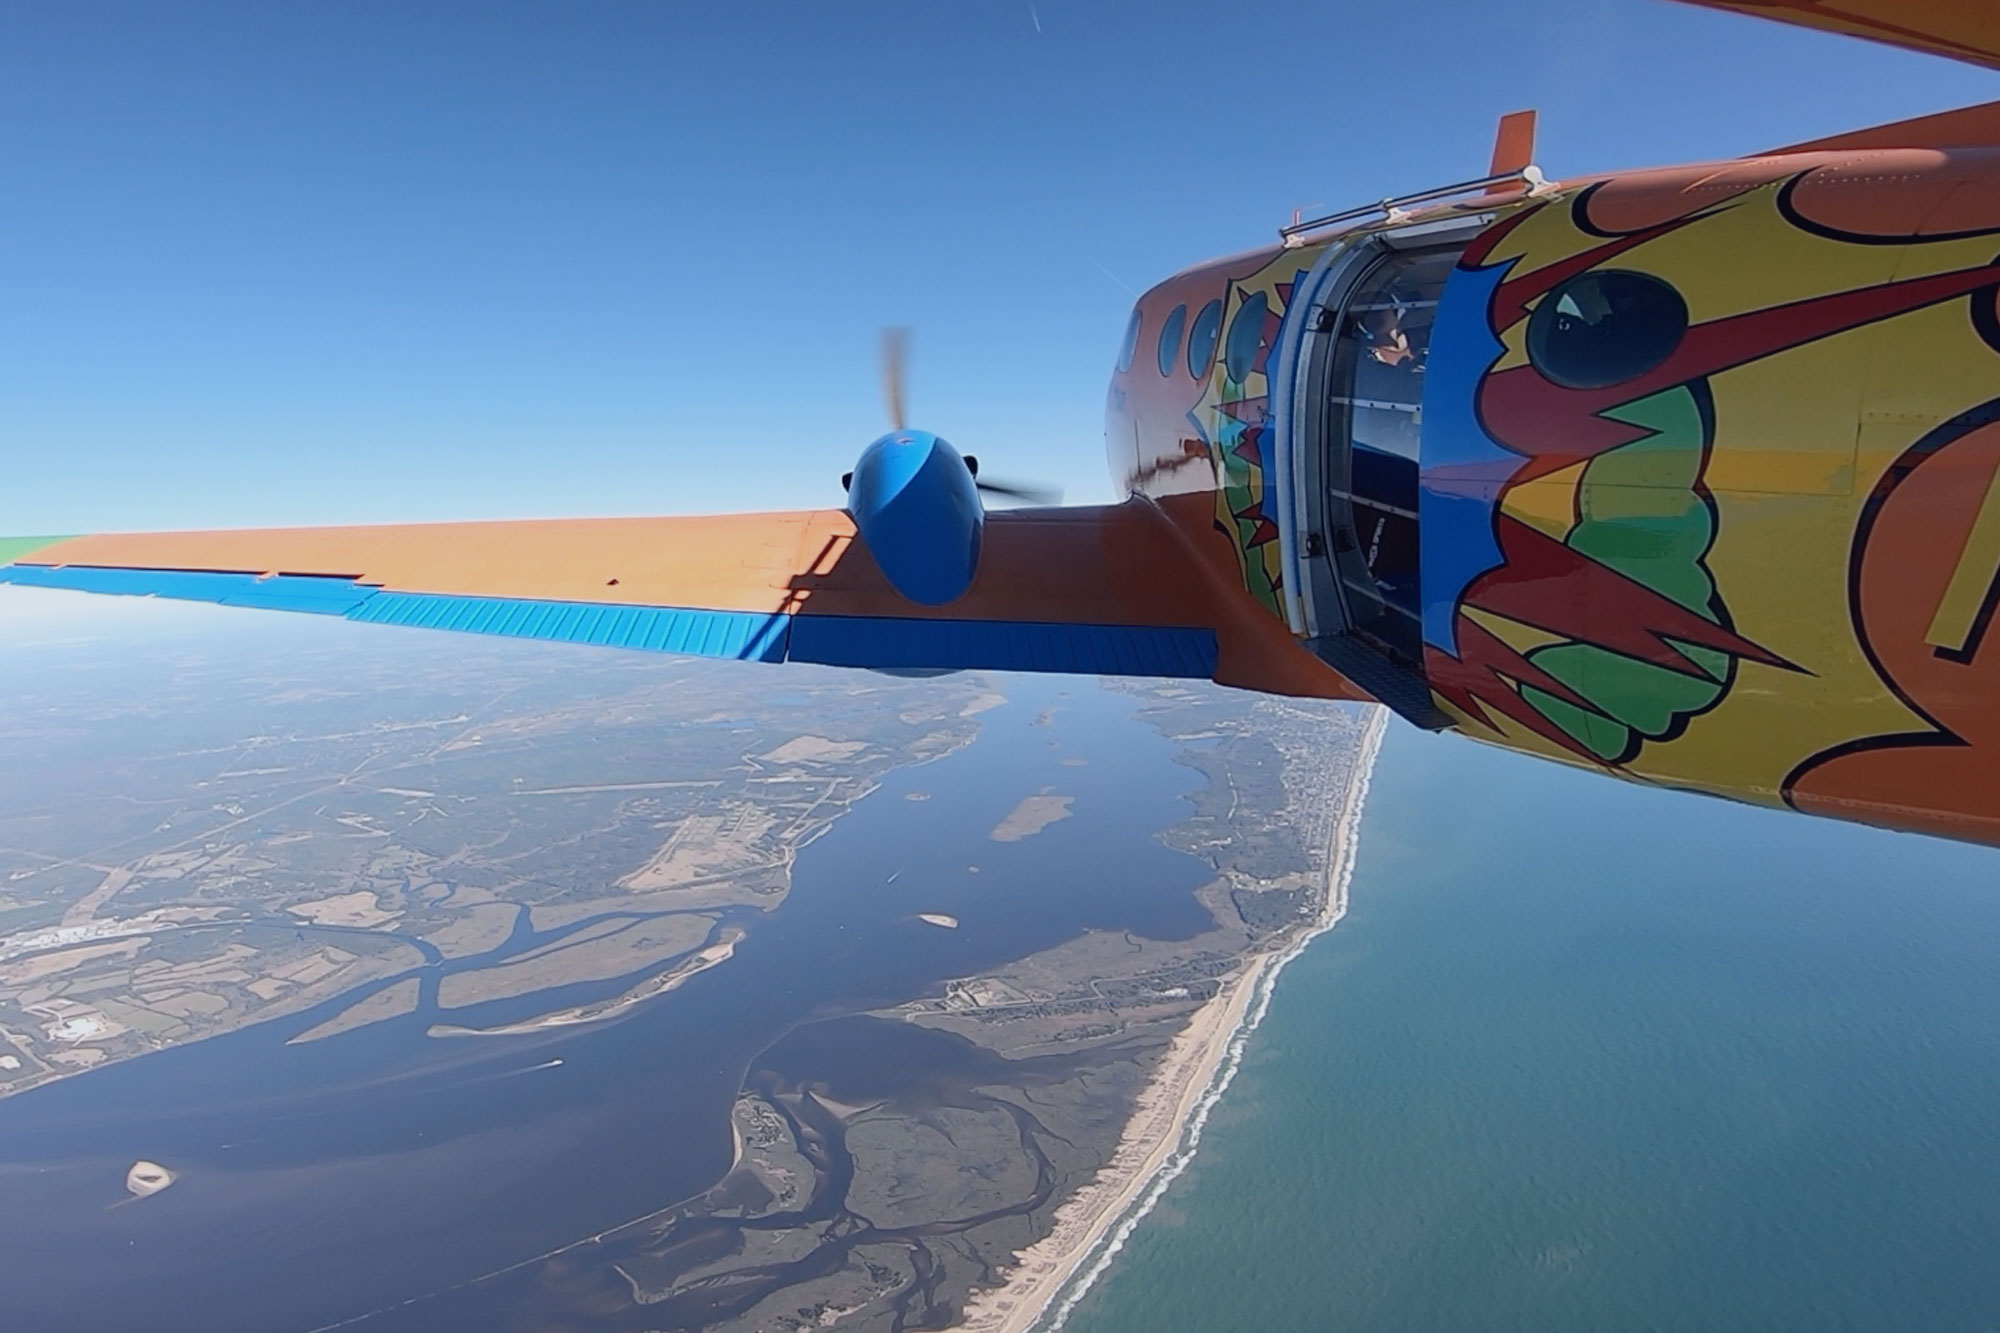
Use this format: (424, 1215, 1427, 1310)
(1064, 718, 2000, 1333)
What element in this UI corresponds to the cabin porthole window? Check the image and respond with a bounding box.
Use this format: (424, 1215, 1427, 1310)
(1157, 304, 1188, 377)
(1187, 299, 1223, 379)
(1526, 269, 1688, 390)
(1225, 291, 1270, 384)
(1116, 308, 1142, 373)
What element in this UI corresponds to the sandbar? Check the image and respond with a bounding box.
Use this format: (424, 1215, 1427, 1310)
(437, 914, 712, 1009)
(288, 977, 421, 1044)
(125, 1160, 175, 1198)
(990, 794, 1073, 843)
(431, 926, 744, 1037)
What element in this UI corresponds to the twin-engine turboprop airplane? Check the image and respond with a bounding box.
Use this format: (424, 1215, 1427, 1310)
(10, 0, 2000, 847)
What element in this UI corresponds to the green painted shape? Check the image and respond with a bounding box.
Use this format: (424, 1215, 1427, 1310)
(1530, 640, 1728, 742)
(1573, 388, 1717, 614)
(1519, 385, 1738, 757)
(1519, 683, 1631, 763)
(0, 536, 79, 566)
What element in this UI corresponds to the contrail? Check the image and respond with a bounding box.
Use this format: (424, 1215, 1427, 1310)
(1029, 3, 1042, 34)
(1093, 259, 1138, 298)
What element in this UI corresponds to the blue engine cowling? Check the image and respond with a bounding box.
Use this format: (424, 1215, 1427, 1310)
(845, 429, 983, 606)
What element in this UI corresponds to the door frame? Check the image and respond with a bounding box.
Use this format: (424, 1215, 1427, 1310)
(1271, 213, 1495, 645)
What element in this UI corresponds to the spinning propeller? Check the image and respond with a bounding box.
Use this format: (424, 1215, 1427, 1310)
(874, 328, 1062, 505)
(841, 329, 1060, 606)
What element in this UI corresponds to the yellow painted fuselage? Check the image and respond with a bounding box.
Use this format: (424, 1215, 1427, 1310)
(1111, 146, 2000, 846)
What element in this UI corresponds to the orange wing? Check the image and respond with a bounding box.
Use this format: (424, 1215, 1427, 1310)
(1674, 0, 2000, 69)
(0, 506, 1354, 700)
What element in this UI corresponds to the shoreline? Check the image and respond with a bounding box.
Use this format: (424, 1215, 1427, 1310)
(956, 704, 1390, 1333)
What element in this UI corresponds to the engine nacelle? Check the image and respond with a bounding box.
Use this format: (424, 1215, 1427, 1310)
(845, 430, 984, 606)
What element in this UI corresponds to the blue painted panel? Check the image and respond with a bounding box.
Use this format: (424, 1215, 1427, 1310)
(0, 564, 378, 615)
(789, 614, 1217, 678)
(1419, 257, 1517, 655)
(846, 430, 983, 606)
(348, 591, 791, 663)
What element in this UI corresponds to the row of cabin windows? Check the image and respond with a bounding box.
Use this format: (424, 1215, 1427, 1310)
(1114, 294, 1267, 384)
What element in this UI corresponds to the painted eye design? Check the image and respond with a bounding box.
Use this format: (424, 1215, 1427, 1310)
(1527, 270, 1688, 390)
(1116, 308, 1142, 374)
(1157, 304, 1188, 377)
(1225, 291, 1269, 384)
(1187, 299, 1223, 379)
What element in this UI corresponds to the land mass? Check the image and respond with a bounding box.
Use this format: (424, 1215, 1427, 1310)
(990, 793, 1074, 843)
(0, 626, 1382, 1333)
(958, 703, 1387, 1331)
(0, 655, 993, 1102)
(416, 685, 1386, 1332)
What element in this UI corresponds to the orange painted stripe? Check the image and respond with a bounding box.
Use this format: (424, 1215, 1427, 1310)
(30, 513, 843, 615)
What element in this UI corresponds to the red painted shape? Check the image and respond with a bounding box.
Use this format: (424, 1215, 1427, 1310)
(1481, 257, 2000, 484)
(1425, 617, 1605, 761)
(1464, 515, 1791, 675)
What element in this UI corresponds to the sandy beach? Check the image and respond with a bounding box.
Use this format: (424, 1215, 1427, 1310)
(956, 705, 1389, 1333)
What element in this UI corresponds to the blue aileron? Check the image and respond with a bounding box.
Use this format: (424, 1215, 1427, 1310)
(348, 591, 791, 663)
(0, 563, 1216, 679)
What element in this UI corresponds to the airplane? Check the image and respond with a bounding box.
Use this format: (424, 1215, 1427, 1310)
(6, 0, 2000, 848)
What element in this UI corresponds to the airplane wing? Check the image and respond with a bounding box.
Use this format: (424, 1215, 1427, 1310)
(1671, 1, 2000, 69)
(0, 506, 1348, 699)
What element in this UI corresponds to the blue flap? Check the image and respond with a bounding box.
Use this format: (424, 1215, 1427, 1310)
(0, 563, 1217, 679)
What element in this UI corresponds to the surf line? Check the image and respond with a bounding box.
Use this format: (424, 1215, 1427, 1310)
(973, 704, 1390, 1333)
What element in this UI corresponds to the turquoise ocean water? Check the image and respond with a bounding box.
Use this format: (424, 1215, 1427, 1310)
(1066, 718, 2000, 1333)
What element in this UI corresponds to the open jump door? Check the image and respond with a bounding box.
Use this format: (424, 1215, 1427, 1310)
(1277, 218, 1489, 728)
(1268, 123, 1536, 726)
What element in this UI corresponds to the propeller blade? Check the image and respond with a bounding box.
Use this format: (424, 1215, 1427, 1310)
(975, 477, 1064, 506)
(881, 326, 909, 431)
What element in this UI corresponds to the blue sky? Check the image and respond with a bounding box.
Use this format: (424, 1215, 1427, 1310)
(3, 0, 1994, 533)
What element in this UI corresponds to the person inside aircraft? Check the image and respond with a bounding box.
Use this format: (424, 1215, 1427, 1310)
(1361, 304, 1417, 368)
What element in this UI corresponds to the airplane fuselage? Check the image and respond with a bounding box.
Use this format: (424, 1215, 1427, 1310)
(1110, 145, 2000, 847)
